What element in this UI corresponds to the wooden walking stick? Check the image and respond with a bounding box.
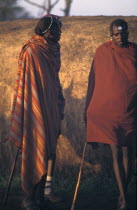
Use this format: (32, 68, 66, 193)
(3, 147, 20, 206)
(71, 142, 87, 210)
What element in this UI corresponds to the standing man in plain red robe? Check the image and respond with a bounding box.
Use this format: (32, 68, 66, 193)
(85, 19, 137, 210)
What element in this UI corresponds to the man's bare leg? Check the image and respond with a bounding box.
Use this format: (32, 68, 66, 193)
(122, 146, 131, 193)
(44, 154, 63, 203)
(44, 154, 56, 196)
(110, 145, 127, 207)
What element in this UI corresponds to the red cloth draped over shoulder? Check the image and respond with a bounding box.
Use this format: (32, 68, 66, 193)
(86, 41, 137, 146)
(9, 35, 65, 193)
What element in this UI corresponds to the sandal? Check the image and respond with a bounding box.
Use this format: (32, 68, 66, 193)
(22, 195, 40, 210)
(44, 191, 64, 203)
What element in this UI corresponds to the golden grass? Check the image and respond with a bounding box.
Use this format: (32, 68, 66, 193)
(0, 16, 137, 172)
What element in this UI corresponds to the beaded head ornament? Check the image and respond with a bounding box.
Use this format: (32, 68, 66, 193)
(42, 16, 53, 34)
(34, 14, 61, 36)
(42, 14, 61, 34)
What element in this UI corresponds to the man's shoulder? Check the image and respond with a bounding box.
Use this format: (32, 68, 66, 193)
(20, 43, 32, 57)
(100, 41, 112, 48)
(19, 40, 37, 60)
(96, 41, 111, 54)
(21, 39, 42, 55)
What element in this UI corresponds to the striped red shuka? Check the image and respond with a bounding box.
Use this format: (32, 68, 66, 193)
(9, 35, 65, 193)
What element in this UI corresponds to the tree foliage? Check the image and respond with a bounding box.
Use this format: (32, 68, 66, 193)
(0, 0, 30, 21)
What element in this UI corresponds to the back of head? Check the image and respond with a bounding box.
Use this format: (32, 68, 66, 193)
(34, 14, 61, 36)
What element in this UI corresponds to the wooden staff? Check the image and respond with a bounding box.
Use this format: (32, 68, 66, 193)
(3, 147, 20, 206)
(71, 142, 87, 210)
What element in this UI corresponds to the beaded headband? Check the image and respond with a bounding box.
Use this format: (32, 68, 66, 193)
(42, 16, 53, 34)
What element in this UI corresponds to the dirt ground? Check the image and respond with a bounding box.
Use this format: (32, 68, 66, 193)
(0, 189, 136, 210)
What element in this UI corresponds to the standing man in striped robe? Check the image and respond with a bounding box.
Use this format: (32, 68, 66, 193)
(9, 14, 65, 209)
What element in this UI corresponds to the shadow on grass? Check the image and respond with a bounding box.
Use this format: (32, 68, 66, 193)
(0, 171, 136, 210)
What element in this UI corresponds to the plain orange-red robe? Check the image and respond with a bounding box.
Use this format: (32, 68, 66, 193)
(86, 41, 137, 146)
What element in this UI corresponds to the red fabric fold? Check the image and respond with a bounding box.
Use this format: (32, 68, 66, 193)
(86, 41, 137, 146)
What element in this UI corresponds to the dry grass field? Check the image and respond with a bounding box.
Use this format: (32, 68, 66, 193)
(0, 16, 137, 210)
(0, 16, 137, 173)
